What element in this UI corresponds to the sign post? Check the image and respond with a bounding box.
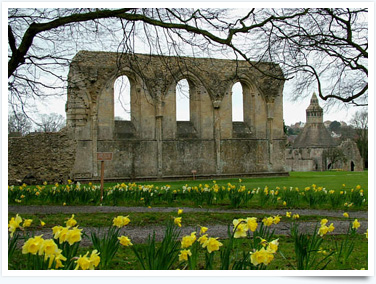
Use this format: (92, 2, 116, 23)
(97, 152, 113, 204)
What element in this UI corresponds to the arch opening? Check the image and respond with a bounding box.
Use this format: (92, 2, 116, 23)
(114, 75, 131, 121)
(176, 79, 190, 121)
(232, 82, 244, 122)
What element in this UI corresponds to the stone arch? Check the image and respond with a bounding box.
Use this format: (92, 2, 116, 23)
(163, 70, 213, 139)
(97, 68, 155, 140)
(220, 75, 262, 138)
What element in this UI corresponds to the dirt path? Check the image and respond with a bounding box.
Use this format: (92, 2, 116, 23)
(8, 205, 368, 245)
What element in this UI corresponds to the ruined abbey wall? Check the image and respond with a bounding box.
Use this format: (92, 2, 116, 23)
(8, 129, 76, 184)
(8, 51, 288, 184)
(66, 51, 287, 181)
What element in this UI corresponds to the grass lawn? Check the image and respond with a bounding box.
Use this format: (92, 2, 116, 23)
(103, 171, 368, 193)
(8, 171, 369, 270)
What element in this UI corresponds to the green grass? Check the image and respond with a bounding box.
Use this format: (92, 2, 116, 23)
(103, 171, 368, 194)
(9, 171, 368, 210)
(8, 171, 369, 270)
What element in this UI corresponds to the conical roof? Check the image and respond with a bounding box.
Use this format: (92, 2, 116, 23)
(293, 124, 338, 148)
(293, 93, 337, 148)
(306, 92, 323, 113)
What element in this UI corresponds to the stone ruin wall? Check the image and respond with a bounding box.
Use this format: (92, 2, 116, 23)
(8, 51, 288, 183)
(8, 129, 76, 184)
(285, 140, 363, 172)
(67, 51, 287, 181)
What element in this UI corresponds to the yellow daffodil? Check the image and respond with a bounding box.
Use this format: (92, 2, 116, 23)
(320, 219, 328, 226)
(283, 201, 287, 206)
(328, 223, 335, 232)
(365, 229, 368, 239)
(174, 217, 182, 227)
(38, 239, 59, 257)
(266, 239, 279, 253)
(202, 237, 223, 253)
(75, 250, 100, 270)
(273, 215, 281, 225)
(8, 214, 23, 237)
(262, 217, 274, 226)
(22, 235, 44, 255)
(343, 212, 349, 218)
(181, 232, 196, 248)
(118, 236, 133, 246)
(233, 219, 248, 238)
(57, 227, 69, 244)
(286, 212, 291, 218)
(352, 219, 361, 230)
(246, 217, 258, 232)
(66, 227, 82, 245)
(250, 248, 274, 266)
(66, 214, 77, 228)
(22, 219, 33, 228)
(200, 226, 208, 234)
(292, 214, 300, 220)
(178, 249, 192, 262)
(75, 252, 91, 270)
(258, 237, 268, 247)
(112, 215, 131, 228)
(318, 225, 329, 237)
(198, 234, 208, 245)
(52, 225, 64, 239)
(89, 250, 101, 268)
(177, 209, 183, 215)
(40, 220, 46, 227)
(48, 251, 67, 269)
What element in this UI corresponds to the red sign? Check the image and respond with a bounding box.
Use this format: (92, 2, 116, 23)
(97, 152, 113, 161)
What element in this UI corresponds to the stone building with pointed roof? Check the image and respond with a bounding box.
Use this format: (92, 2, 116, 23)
(286, 93, 363, 172)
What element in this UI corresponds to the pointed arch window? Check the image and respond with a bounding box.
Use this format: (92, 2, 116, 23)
(232, 82, 244, 122)
(176, 79, 190, 121)
(114, 75, 131, 121)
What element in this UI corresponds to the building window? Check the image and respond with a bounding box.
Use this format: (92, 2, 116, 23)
(232, 82, 244, 121)
(114, 75, 131, 121)
(176, 79, 190, 121)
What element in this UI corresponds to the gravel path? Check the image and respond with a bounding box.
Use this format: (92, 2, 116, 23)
(8, 205, 368, 245)
(8, 205, 369, 219)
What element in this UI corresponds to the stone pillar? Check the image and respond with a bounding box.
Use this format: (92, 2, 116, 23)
(213, 100, 221, 174)
(155, 99, 163, 178)
(266, 100, 274, 166)
(91, 104, 98, 177)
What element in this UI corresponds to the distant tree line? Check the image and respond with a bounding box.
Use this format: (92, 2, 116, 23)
(8, 112, 65, 135)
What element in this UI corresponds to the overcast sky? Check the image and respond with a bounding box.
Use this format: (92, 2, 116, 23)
(5, 5, 368, 127)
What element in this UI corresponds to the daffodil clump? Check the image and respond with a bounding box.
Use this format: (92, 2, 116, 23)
(21, 235, 67, 269)
(75, 250, 101, 270)
(250, 239, 279, 267)
(112, 215, 131, 228)
(232, 216, 279, 239)
(8, 180, 367, 210)
(8, 214, 23, 237)
(8, 207, 368, 270)
(318, 219, 335, 237)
